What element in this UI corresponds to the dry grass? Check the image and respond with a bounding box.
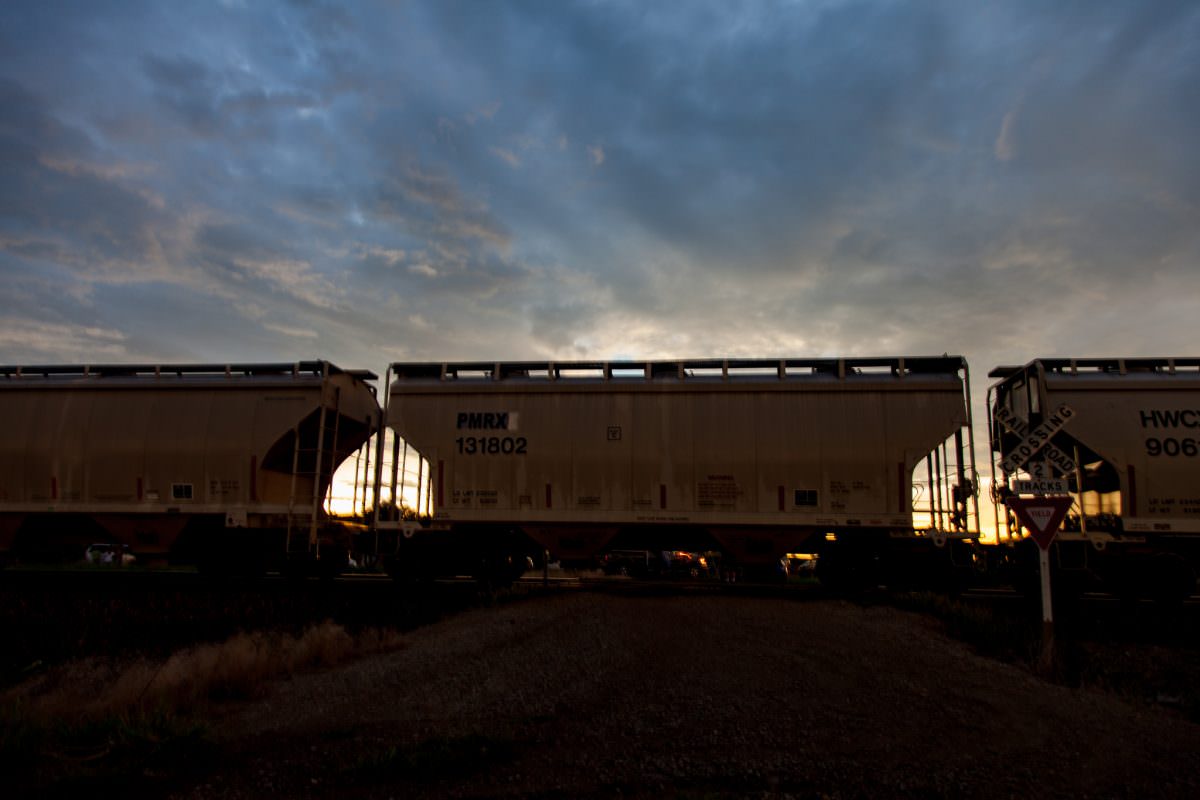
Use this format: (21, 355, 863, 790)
(3, 621, 406, 724)
(894, 591, 1200, 722)
(1, 621, 408, 794)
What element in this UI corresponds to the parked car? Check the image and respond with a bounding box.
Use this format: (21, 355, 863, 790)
(786, 554, 818, 577)
(600, 550, 658, 577)
(84, 543, 136, 566)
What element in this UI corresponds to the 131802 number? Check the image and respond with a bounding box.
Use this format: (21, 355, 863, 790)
(455, 436, 527, 455)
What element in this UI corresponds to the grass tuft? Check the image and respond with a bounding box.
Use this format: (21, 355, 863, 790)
(6, 621, 405, 722)
(0, 701, 214, 794)
(1, 621, 407, 794)
(895, 591, 1200, 723)
(893, 591, 1040, 663)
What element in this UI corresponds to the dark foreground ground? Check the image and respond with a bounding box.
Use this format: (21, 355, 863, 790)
(6, 580, 1198, 799)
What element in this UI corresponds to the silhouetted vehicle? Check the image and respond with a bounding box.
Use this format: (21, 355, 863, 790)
(84, 542, 135, 566)
(787, 555, 818, 576)
(600, 550, 658, 577)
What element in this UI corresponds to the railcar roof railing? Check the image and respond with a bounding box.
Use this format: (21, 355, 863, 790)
(0, 361, 378, 381)
(988, 357, 1200, 380)
(391, 355, 965, 383)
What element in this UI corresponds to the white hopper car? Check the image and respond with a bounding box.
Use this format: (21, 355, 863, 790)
(0, 361, 378, 572)
(375, 356, 980, 585)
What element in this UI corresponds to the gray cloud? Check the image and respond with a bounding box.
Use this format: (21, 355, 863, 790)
(0, 0, 1196, 415)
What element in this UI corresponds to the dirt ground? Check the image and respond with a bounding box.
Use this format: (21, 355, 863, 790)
(151, 589, 1200, 799)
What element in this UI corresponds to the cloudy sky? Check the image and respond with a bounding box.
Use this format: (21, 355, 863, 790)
(2, 0, 1198, 401)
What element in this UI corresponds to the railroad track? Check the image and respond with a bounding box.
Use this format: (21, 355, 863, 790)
(3, 566, 1195, 681)
(960, 585, 1200, 606)
(3, 565, 1194, 600)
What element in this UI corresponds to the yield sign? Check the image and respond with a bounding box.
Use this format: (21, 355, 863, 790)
(1005, 496, 1074, 551)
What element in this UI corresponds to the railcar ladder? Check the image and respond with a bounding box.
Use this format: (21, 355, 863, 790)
(285, 374, 342, 559)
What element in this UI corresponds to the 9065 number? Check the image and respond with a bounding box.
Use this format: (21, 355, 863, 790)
(1146, 437, 1199, 457)
(455, 436, 527, 455)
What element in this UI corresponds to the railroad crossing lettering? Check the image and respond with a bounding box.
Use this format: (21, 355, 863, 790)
(998, 404, 1076, 475)
(994, 405, 1077, 475)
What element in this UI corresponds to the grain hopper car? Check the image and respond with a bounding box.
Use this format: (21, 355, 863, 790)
(375, 356, 981, 586)
(989, 357, 1200, 602)
(0, 361, 379, 573)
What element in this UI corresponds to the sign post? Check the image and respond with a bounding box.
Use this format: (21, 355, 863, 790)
(1005, 495, 1074, 666)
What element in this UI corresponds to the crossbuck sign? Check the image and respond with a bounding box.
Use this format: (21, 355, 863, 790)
(993, 404, 1078, 476)
(998, 404, 1076, 475)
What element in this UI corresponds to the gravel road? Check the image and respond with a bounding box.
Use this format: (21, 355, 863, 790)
(174, 589, 1200, 799)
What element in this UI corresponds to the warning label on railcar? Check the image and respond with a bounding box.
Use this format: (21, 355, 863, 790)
(697, 475, 741, 508)
(209, 478, 240, 498)
(828, 479, 873, 512)
(1148, 497, 1200, 515)
(451, 488, 500, 507)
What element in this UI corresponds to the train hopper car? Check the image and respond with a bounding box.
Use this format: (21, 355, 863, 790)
(0, 362, 378, 572)
(989, 357, 1200, 602)
(377, 357, 979, 585)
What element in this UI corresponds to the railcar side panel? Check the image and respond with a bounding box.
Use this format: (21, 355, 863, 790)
(393, 388, 968, 524)
(1046, 384, 1200, 531)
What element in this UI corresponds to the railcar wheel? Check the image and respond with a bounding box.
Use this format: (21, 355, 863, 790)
(472, 553, 512, 592)
(12, 514, 107, 565)
(816, 546, 874, 595)
(196, 532, 268, 578)
(317, 547, 347, 580)
(383, 553, 435, 587)
(1149, 554, 1196, 608)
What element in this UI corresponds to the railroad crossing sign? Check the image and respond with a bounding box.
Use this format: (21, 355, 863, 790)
(1005, 495, 1074, 551)
(993, 405, 1078, 476)
(998, 404, 1076, 475)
